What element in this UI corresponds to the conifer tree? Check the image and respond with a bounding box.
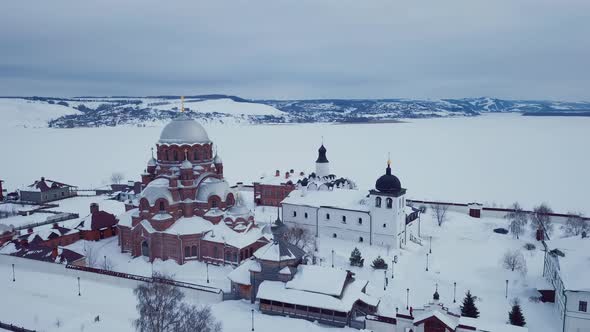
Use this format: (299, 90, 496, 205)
(508, 299, 526, 326)
(460, 290, 480, 318)
(349, 247, 363, 267)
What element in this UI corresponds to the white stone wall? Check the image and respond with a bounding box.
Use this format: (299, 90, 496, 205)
(315, 162, 330, 178)
(564, 290, 590, 332)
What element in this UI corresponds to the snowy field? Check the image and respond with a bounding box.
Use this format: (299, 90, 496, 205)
(0, 113, 589, 214)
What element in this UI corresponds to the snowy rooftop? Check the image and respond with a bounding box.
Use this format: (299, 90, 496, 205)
(227, 258, 258, 285)
(253, 237, 305, 262)
(545, 237, 590, 291)
(285, 265, 348, 297)
(458, 316, 528, 332)
(281, 189, 369, 212)
(257, 278, 375, 313)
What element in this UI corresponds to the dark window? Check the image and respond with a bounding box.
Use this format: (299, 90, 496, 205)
(191, 245, 198, 257)
(173, 150, 178, 161)
(375, 197, 382, 208)
(383, 223, 387, 228)
(283, 303, 294, 309)
(326, 213, 330, 220)
(359, 237, 363, 242)
(159, 201, 165, 211)
(358, 217, 362, 224)
(386, 198, 393, 209)
(213, 246, 218, 258)
(304, 212, 308, 219)
(184, 246, 190, 257)
(309, 307, 320, 313)
(333, 233, 337, 238)
(211, 199, 218, 208)
(194, 150, 199, 161)
(293, 211, 297, 217)
(580, 301, 588, 312)
(342, 216, 346, 223)
(165, 150, 169, 161)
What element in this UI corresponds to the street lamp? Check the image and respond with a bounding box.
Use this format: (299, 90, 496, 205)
(406, 288, 410, 310)
(78, 277, 81, 296)
(206, 262, 210, 283)
(103, 255, 106, 269)
(429, 236, 432, 254)
(383, 270, 387, 290)
(426, 253, 429, 271)
(453, 282, 457, 303)
(331, 249, 334, 268)
(505, 279, 509, 298)
(391, 255, 398, 279)
(251, 309, 255, 331)
(12, 263, 15, 282)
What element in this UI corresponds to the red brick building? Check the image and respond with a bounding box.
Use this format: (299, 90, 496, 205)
(0, 179, 4, 201)
(76, 203, 119, 241)
(118, 112, 268, 265)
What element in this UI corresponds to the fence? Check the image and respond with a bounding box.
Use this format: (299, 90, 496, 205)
(14, 213, 80, 231)
(0, 321, 36, 332)
(407, 199, 588, 225)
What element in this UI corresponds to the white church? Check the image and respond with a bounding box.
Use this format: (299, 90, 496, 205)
(281, 151, 420, 248)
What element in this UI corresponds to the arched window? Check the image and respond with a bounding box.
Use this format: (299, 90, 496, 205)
(194, 150, 199, 161)
(326, 213, 330, 220)
(184, 246, 190, 257)
(213, 246, 218, 258)
(159, 201, 165, 211)
(211, 199, 218, 208)
(165, 150, 169, 161)
(173, 150, 178, 161)
(358, 218, 363, 225)
(383, 223, 387, 228)
(333, 233, 337, 238)
(191, 245, 198, 257)
(359, 237, 364, 242)
(342, 215, 347, 223)
(293, 211, 297, 217)
(375, 197, 382, 208)
(304, 212, 308, 219)
(386, 198, 393, 209)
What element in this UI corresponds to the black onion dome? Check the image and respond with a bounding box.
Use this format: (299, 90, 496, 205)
(375, 163, 402, 193)
(316, 144, 329, 163)
(433, 290, 440, 301)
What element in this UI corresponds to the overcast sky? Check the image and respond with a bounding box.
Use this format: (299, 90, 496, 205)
(1, 0, 589, 100)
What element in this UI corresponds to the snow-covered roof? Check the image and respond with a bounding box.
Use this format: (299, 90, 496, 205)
(203, 221, 267, 249)
(286, 265, 348, 296)
(163, 216, 214, 235)
(147, 157, 157, 167)
(158, 114, 210, 144)
(253, 238, 305, 262)
(227, 258, 258, 285)
(413, 310, 458, 330)
(279, 266, 292, 275)
(141, 178, 173, 205)
(458, 316, 528, 332)
(257, 278, 375, 313)
(181, 159, 193, 169)
(546, 237, 590, 291)
(195, 178, 232, 202)
(117, 208, 138, 228)
(281, 189, 369, 212)
(255, 172, 305, 186)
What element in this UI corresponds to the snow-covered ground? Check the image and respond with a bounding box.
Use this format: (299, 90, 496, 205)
(0, 205, 565, 331)
(0, 113, 589, 214)
(0, 98, 81, 128)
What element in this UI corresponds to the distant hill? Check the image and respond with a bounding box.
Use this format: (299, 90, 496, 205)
(1, 95, 589, 128)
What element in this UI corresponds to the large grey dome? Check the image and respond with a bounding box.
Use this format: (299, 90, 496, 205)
(159, 114, 210, 144)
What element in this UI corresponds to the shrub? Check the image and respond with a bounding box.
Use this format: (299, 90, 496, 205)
(523, 243, 536, 251)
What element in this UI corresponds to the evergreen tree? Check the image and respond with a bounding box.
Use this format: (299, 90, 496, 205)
(349, 247, 364, 267)
(371, 255, 388, 269)
(460, 290, 480, 318)
(508, 299, 526, 327)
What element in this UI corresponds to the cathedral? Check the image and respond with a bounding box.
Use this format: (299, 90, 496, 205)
(118, 103, 268, 265)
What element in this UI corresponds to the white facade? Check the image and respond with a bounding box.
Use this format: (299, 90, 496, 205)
(543, 247, 590, 332)
(281, 189, 414, 249)
(315, 161, 330, 178)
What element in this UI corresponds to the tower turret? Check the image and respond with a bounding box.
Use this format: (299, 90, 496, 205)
(315, 142, 329, 178)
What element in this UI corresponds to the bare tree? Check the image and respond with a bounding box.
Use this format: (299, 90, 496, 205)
(430, 204, 449, 226)
(565, 213, 588, 236)
(284, 225, 314, 252)
(84, 243, 98, 268)
(133, 273, 222, 332)
(505, 202, 528, 239)
(530, 203, 553, 237)
(111, 172, 124, 185)
(502, 249, 527, 274)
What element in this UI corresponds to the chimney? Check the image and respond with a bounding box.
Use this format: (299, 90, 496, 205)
(290, 169, 294, 174)
(275, 170, 280, 177)
(285, 172, 290, 179)
(90, 203, 99, 214)
(27, 228, 33, 234)
(52, 223, 59, 229)
(127, 180, 134, 187)
(51, 247, 59, 260)
(41, 177, 45, 182)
